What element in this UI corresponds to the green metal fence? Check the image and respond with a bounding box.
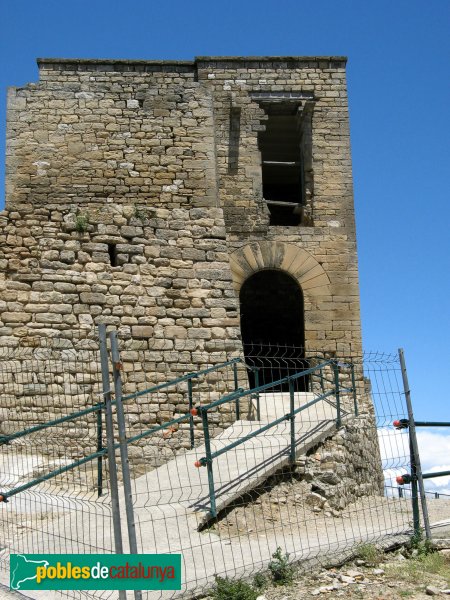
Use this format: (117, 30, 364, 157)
(191, 358, 355, 517)
(0, 334, 448, 600)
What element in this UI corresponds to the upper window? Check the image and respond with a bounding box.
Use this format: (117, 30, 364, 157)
(253, 92, 313, 227)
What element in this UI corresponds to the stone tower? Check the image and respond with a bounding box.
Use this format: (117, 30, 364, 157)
(2, 56, 361, 367)
(1, 57, 384, 506)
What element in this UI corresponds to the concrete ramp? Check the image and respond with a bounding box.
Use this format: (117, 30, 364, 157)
(132, 391, 343, 521)
(255, 391, 316, 422)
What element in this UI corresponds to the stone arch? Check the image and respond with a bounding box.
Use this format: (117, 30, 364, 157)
(229, 241, 330, 297)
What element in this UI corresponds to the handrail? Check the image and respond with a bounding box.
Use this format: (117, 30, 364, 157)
(196, 390, 336, 465)
(194, 360, 335, 413)
(394, 418, 450, 429)
(385, 484, 450, 500)
(0, 356, 245, 448)
(0, 402, 105, 446)
(1, 411, 194, 501)
(193, 359, 351, 517)
(1, 354, 358, 506)
(122, 357, 243, 402)
(414, 421, 450, 427)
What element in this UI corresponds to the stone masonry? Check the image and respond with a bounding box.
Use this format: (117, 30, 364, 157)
(2, 56, 361, 353)
(0, 56, 383, 503)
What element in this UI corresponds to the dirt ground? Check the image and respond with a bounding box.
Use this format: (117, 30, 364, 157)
(206, 546, 450, 599)
(260, 549, 450, 599)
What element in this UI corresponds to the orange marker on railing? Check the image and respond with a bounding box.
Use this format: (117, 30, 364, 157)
(396, 474, 413, 485)
(190, 408, 198, 416)
(194, 460, 203, 468)
(393, 419, 409, 430)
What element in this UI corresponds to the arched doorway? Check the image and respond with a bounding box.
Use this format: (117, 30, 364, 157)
(239, 269, 307, 390)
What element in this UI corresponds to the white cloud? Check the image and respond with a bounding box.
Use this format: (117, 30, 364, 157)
(377, 427, 450, 498)
(377, 426, 409, 466)
(416, 430, 450, 472)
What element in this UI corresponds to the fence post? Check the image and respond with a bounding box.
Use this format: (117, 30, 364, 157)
(96, 404, 103, 498)
(98, 325, 127, 600)
(201, 409, 217, 518)
(398, 348, 431, 540)
(110, 330, 143, 600)
(188, 378, 195, 449)
(288, 379, 296, 464)
(332, 361, 341, 428)
(320, 366, 325, 394)
(253, 368, 261, 420)
(233, 362, 240, 420)
(350, 363, 358, 416)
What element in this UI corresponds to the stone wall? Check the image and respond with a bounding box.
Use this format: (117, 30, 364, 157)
(3, 56, 361, 359)
(300, 416, 386, 510)
(2, 60, 244, 393)
(196, 57, 361, 359)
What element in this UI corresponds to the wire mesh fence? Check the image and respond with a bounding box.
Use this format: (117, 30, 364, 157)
(119, 345, 449, 598)
(0, 333, 449, 600)
(0, 334, 116, 600)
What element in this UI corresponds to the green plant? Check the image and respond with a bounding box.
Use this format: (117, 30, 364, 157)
(134, 206, 148, 222)
(268, 547, 295, 585)
(386, 552, 450, 584)
(410, 527, 433, 557)
(355, 543, 383, 565)
(252, 572, 267, 591)
(75, 212, 89, 233)
(211, 576, 258, 600)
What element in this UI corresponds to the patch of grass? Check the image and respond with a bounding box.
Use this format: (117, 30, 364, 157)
(268, 547, 295, 586)
(75, 212, 89, 233)
(252, 572, 267, 591)
(134, 206, 149, 222)
(211, 576, 258, 600)
(355, 543, 383, 565)
(419, 552, 450, 579)
(410, 527, 433, 558)
(386, 552, 450, 585)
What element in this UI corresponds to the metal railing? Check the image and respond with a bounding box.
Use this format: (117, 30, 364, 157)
(122, 356, 248, 449)
(0, 346, 248, 504)
(3, 335, 439, 599)
(393, 396, 450, 539)
(385, 484, 450, 500)
(192, 359, 354, 518)
(0, 348, 358, 517)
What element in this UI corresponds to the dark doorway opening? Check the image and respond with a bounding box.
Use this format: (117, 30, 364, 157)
(239, 269, 307, 391)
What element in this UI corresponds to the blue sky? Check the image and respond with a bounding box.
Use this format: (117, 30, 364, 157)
(0, 1, 449, 467)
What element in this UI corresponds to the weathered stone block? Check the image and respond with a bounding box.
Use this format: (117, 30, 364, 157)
(2, 312, 30, 323)
(79, 292, 106, 304)
(132, 326, 154, 338)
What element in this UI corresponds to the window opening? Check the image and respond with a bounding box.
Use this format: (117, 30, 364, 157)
(258, 101, 304, 226)
(108, 243, 117, 267)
